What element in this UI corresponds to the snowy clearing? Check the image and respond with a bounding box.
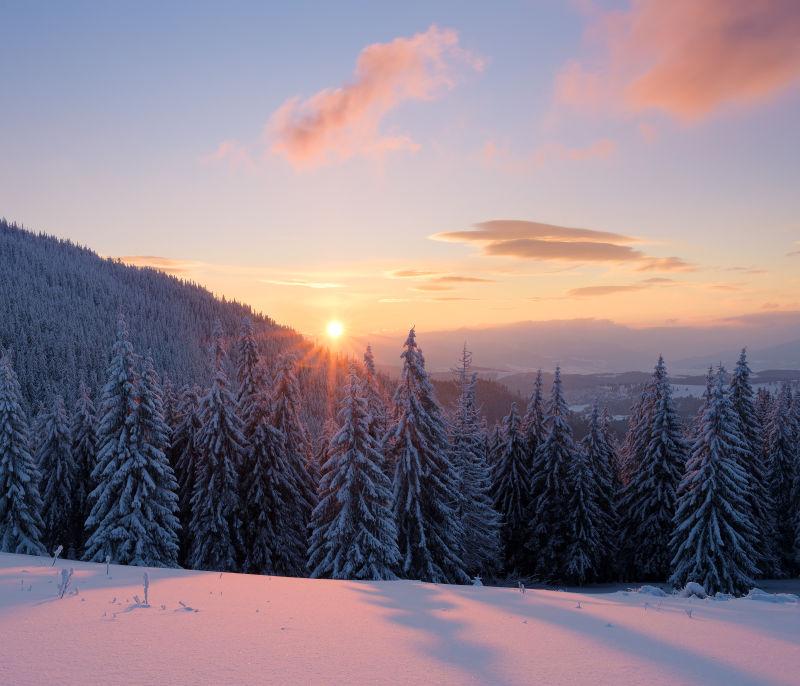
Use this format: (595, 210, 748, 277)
(1, 553, 798, 685)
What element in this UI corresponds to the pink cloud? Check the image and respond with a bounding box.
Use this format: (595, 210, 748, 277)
(268, 26, 482, 169)
(200, 140, 256, 171)
(556, 0, 800, 120)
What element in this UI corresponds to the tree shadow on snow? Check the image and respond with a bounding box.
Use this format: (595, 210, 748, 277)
(466, 585, 792, 686)
(353, 580, 511, 685)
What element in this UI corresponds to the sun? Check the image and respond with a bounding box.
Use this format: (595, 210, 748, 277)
(326, 319, 345, 340)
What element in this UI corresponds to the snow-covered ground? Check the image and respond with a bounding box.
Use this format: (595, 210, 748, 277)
(1, 553, 798, 686)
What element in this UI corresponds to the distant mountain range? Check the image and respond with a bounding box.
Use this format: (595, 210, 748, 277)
(367, 317, 800, 376)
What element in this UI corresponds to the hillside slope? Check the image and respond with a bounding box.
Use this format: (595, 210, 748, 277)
(1, 553, 797, 686)
(0, 219, 301, 406)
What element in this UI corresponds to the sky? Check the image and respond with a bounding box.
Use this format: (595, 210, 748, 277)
(2, 0, 799, 346)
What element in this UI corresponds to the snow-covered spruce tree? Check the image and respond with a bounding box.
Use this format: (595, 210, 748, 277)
(36, 395, 77, 555)
(70, 381, 97, 553)
(161, 373, 178, 438)
(189, 322, 246, 572)
(451, 346, 500, 577)
(755, 387, 773, 434)
(387, 328, 468, 584)
(240, 403, 295, 575)
(580, 402, 618, 576)
(235, 317, 262, 438)
(765, 383, 799, 575)
(528, 367, 580, 581)
(132, 355, 180, 567)
(522, 370, 546, 475)
(363, 344, 389, 448)
(492, 401, 530, 574)
(669, 367, 758, 595)
(618, 356, 687, 580)
(84, 317, 179, 566)
(171, 385, 202, 564)
(308, 366, 399, 580)
(565, 449, 604, 584)
(83, 315, 139, 564)
(488, 423, 502, 468)
(272, 354, 317, 549)
(618, 377, 656, 484)
(730, 349, 779, 577)
(689, 367, 715, 441)
(0, 353, 46, 556)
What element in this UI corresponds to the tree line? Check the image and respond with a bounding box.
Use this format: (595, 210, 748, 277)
(1, 317, 798, 596)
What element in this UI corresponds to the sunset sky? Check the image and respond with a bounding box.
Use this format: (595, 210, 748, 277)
(2, 1, 799, 342)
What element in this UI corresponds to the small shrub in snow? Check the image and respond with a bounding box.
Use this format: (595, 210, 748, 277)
(57, 568, 74, 599)
(678, 582, 707, 598)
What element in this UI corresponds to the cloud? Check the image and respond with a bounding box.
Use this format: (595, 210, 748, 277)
(412, 283, 454, 292)
(389, 269, 441, 278)
(433, 220, 637, 245)
(200, 140, 255, 170)
(634, 256, 695, 272)
(556, 0, 800, 120)
(567, 284, 648, 297)
(431, 219, 692, 271)
(641, 277, 676, 284)
(433, 297, 479, 301)
(787, 250, 800, 257)
(116, 255, 200, 275)
(267, 25, 483, 169)
(725, 266, 768, 274)
(707, 283, 743, 292)
(259, 278, 344, 289)
(432, 275, 495, 283)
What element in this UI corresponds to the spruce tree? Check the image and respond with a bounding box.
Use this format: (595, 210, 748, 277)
(387, 328, 468, 584)
(670, 367, 758, 595)
(0, 353, 46, 556)
(36, 395, 76, 555)
(171, 385, 202, 564)
(363, 344, 389, 448)
(492, 402, 529, 574)
(565, 449, 603, 584)
(133, 355, 180, 567)
(529, 367, 579, 580)
(451, 346, 500, 578)
(71, 381, 97, 553)
(580, 402, 618, 576)
(765, 383, 799, 575)
(83, 315, 139, 564)
(489, 423, 502, 467)
(272, 355, 316, 495)
(241, 407, 294, 575)
(522, 370, 545, 474)
(618, 377, 656, 484)
(235, 317, 262, 439)
(730, 349, 779, 576)
(84, 317, 180, 566)
(619, 356, 687, 580)
(755, 387, 773, 431)
(308, 367, 399, 580)
(189, 322, 246, 572)
(271, 353, 317, 571)
(162, 374, 178, 439)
